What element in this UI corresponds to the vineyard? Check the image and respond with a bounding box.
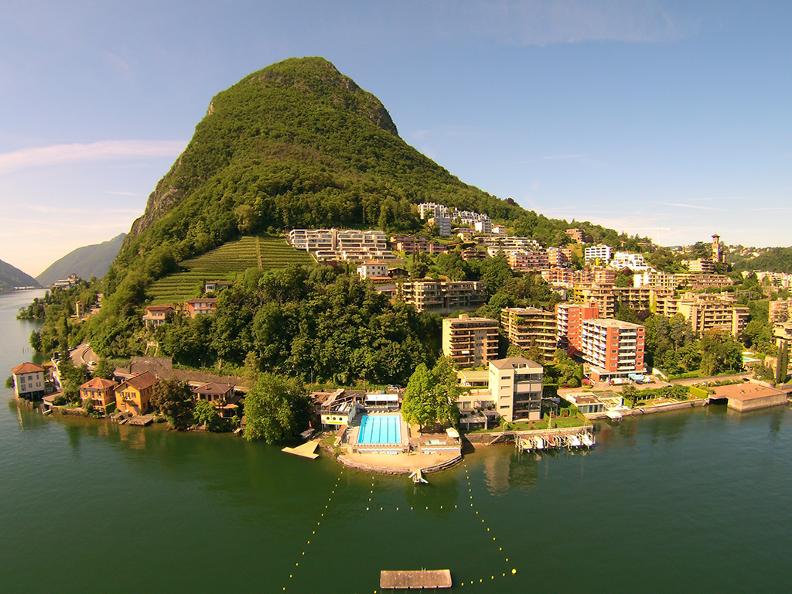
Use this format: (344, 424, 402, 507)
(147, 236, 312, 304)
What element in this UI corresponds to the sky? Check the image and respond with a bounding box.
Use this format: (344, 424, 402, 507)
(1, 0, 791, 276)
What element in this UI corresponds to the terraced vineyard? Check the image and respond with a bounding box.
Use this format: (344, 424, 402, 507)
(147, 236, 313, 304)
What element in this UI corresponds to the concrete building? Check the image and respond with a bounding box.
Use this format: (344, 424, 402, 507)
(685, 258, 715, 273)
(288, 228, 393, 262)
(712, 234, 724, 263)
(584, 244, 612, 265)
(541, 267, 574, 286)
(546, 246, 570, 267)
(488, 357, 544, 421)
(501, 307, 557, 361)
(79, 377, 118, 413)
(565, 228, 587, 243)
(473, 219, 492, 234)
(580, 319, 646, 381)
(11, 362, 46, 399)
(506, 249, 549, 272)
(769, 299, 792, 323)
(712, 382, 787, 412)
(665, 293, 750, 337)
(572, 284, 616, 318)
(675, 273, 733, 290)
(357, 261, 389, 279)
(442, 315, 499, 368)
(185, 298, 217, 318)
(397, 280, 485, 313)
(556, 302, 600, 357)
(429, 215, 452, 236)
(609, 251, 648, 271)
(633, 269, 677, 290)
(142, 305, 175, 329)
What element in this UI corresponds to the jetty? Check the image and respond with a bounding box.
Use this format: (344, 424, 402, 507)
(380, 569, 452, 590)
(515, 429, 595, 453)
(282, 439, 320, 460)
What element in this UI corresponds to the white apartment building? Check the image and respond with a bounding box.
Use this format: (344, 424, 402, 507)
(632, 269, 677, 290)
(609, 251, 648, 271)
(418, 202, 450, 220)
(430, 215, 452, 236)
(474, 219, 492, 234)
(357, 261, 389, 279)
(584, 244, 612, 265)
(287, 229, 394, 262)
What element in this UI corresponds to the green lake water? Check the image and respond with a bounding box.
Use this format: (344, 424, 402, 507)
(1, 289, 791, 593)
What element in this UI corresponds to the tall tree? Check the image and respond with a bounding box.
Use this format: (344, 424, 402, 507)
(401, 358, 461, 431)
(243, 373, 309, 444)
(151, 379, 195, 431)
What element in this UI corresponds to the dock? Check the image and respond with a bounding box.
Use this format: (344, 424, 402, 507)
(380, 569, 452, 589)
(127, 414, 155, 426)
(282, 439, 320, 460)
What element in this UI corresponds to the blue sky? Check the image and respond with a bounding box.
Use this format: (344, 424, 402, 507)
(1, 0, 790, 275)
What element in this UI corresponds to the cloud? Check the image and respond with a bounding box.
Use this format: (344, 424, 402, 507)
(444, 0, 688, 46)
(659, 201, 723, 211)
(0, 140, 186, 175)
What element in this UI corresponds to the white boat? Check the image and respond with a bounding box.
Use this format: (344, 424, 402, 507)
(582, 433, 594, 447)
(568, 435, 581, 448)
(534, 437, 545, 450)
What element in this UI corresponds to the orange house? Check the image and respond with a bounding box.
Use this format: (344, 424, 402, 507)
(79, 377, 118, 413)
(115, 371, 157, 415)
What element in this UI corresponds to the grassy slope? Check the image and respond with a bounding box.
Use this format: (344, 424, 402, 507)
(147, 237, 312, 303)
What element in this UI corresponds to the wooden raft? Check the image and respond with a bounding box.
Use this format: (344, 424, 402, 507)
(380, 569, 452, 589)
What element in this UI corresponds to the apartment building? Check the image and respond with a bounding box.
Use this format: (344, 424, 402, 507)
(572, 284, 616, 318)
(565, 228, 587, 243)
(685, 258, 715, 273)
(442, 315, 499, 367)
(633, 269, 677, 290)
(11, 362, 46, 399)
(675, 295, 750, 337)
(501, 307, 557, 361)
(580, 319, 646, 381)
(357, 261, 389, 279)
(546, 246, 570, 266)
(541, 267, 574, 286)
(556, 302, 599, 357)
(769, 299, 792, 323)
(584, 244, 612, 265)
(288, 228, 393, 262)
(479, 235, 542, 252)
(488, 357, 544, 421)
(473, 219, 492, 234)
(397, 280, 485, 313)
(506, 249, 549, 272)
(613, 286, 672, 313)
(429, 215, 452, 236)
(675, 273, 733, 290)
(574, 268, 617, 286)
(418, 202, 450, 220)
(609, 251, 648, 271)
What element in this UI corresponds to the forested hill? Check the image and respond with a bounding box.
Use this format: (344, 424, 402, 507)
(37, 234, 126, 286)
(0, 259, 39, 292)
(105, 56, 644, 295)
(730, 247, 792, 274)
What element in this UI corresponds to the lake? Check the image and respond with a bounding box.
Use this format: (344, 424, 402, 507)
(1, 289, 790, 593)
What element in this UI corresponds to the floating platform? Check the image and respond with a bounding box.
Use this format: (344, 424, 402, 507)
(282, 439, 320, 460)
(380, 569, 452, 589)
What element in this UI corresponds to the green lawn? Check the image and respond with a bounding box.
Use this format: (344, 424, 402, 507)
(147, 236, 313, 304)
(470, 413, 590, 433)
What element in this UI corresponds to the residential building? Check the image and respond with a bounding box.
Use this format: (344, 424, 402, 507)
(491, 224, 507, 235)
(565, 228, 587, 243)
(541, 267, 574, 286)
(357, 261, 389, 279)
(674, 294, 750, 337)
(473, 219, 492, 234)
(479, 236, 542, 252)
(580, 319, 646, 381)
(488, 357, 544, 422)
(185, 298, 217, 318)
(203, 280, 233, 294)
(192, 382, 239, 417)
(114, 371, 157, 415)
(460, 246, 486, 261)
(769, 299, 792, 323)
(287, 228, 393, 262)
(142, 305, 175, 328)
(633, 269, 677, 290)
(546, 246, 570, 267)
(51, 273, 81, 290)
(418, 202, 450, 220)
(429, 215, 452, 236)
(556, 302, 600, 357)
(675, 273, 733, 290)
(613, 286, 672, 313)
(572, 284, 616, 318)
(397, 280, 485, 313)
(79, 377, 118, 413)
(501, 307, 557, 361)
(584, 244, 612, 265)
(11, 362, 46, 399)
(442, 315, 499, 367)
(685, 258, 715, 273)
(391, 235, 428, 254)
(609, 251, 648, 271)
(506, 249, 549, 272)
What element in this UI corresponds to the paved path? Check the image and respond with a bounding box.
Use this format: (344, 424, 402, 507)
(70, 343, 98, 367)
(669, 373, 750, 386)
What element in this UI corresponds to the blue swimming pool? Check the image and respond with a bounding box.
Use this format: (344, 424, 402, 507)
(357, 414, 401, 445)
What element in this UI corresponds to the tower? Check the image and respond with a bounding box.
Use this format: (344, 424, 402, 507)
(711, 234, 723, 264)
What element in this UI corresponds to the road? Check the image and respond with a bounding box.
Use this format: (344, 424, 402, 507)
(70, 343, 98, 367)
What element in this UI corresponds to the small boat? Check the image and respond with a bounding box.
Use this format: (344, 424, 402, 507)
(534, 437, 545, 450)
(582, 433, 595, 447)
(568, 435, 581, 448)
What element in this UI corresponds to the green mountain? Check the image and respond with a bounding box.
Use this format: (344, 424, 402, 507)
(107, 56, 641, 294)
(37, 233, 126, 286)
(0, 259, 39, 292)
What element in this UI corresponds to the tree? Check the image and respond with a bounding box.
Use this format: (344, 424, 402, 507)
(401, 358, 461, 431)
(699, 331, 744, 376)
(151, 379, 195, 430)
(243, 373, 309, 444)
(58, 358, 89, 403)
(193, 399, 224, 432)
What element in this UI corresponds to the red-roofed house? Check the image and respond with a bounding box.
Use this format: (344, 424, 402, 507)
(11, 362, 46, 399)
(185, 298, 217, 318)
(79, 377, 118, 413)
(115, 371, 157, 415)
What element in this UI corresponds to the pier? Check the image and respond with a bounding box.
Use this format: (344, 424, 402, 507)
(515, 429, 595, 453)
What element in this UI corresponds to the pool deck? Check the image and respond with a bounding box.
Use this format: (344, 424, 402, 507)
(337, 449, 462, 475)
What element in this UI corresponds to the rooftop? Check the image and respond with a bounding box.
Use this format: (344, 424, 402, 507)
(80, 377, 117, 390)
(585, 318, 644, 330)
(12, 362, 45, 374)
(711, 382, 786, 402)
(489, 357, 542, 370)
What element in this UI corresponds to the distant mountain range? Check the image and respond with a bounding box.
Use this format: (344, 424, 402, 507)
(36, 233, 126, 286)
(0, 259, 40, 292)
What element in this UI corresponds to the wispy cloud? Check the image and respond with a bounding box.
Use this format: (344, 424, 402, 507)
(0, 140, 186, 175)
(659, 201, 723, 211)
(443, 0, 688, 46)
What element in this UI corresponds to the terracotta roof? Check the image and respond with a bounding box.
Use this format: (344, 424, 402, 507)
(12, 362, 44, 374)
(489, 357, 541, 370)
(119, 371, 157, 392)
(80, 377, 117, 390)
(192, 382, 234, 396)
(145, 305, 174, 312)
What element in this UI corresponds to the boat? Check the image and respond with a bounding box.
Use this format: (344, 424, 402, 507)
(534, 437, 545, 450)
(410, 469, 428, 484)
(582, 433, 595, 447)
(568, 434, 581, 448)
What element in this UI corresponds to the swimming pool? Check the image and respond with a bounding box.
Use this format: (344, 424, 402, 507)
(357, 414, 402, 445)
